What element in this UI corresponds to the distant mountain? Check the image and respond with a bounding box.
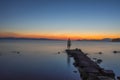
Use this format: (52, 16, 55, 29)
(76, 39, 101, 41)
(112, 38, 120, 42)
(101, 38, 112, 41)
(0, 37, 64, 41)
(76, 38, 112, 42)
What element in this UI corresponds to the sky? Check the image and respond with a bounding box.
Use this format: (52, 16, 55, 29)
(0, 0, 120, 40)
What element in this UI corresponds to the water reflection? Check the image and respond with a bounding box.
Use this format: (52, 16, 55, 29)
(67, 53, 71, 66)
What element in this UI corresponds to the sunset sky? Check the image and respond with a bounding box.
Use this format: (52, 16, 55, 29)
(0, 0, 120, 40)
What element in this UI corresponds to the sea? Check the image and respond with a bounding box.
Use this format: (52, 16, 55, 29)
(0, 40, 120, 80)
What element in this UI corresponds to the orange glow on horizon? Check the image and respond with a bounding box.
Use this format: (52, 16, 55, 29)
(0, 32, 119, 40)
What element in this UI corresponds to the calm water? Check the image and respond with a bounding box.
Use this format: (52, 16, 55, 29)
(0, 40, 120, 80)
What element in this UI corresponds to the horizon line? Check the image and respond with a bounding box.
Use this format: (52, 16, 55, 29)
(0, 37, 119, 41)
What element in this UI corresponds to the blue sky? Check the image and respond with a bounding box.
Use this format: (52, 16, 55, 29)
(0, 0, 120, 39)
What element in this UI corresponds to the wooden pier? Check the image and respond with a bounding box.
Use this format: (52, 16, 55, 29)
(66, 49, 116, 80)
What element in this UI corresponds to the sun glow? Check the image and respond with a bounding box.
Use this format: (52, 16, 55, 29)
(0, 32, 119, 40)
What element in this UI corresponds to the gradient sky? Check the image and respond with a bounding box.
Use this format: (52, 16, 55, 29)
(0, 0, 120, 40)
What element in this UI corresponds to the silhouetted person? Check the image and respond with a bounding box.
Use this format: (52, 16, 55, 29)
(67, 38, 71, 49)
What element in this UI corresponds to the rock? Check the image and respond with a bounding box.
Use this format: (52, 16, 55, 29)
(113, 51, 120, 54)
(73, 70, 77, 73)
(75, 48, 79, 50)
(85, 53, 89, 56)
(93, 58, 97, 60)
(58, 52, 60, 54)
(96, 59, 102, 64)
(12, 51, 20, 54)
(98, 52, 102, 54)
(113, 51, 117, 53)
(17, 51, 20, 54)
(73, 62, 78, 67)
(97, 76, 114, 80)
(88, 73, 98, 80)
(117, 76, 120, 80)
(101, 70, 115, 78)
(83, 67, 99, 73)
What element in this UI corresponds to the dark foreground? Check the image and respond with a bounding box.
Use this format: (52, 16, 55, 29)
(66, 49, 116, 80)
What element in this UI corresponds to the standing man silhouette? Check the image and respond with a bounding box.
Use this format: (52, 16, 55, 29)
(67, 38, 71, 49)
